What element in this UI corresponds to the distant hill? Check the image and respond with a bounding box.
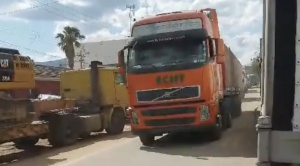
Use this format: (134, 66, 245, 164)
(35, 58, 68, 68)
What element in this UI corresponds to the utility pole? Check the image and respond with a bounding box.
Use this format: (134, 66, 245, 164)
(126, 4, 136, 35)
(142, 0, 149, 16)
(76, 46, 89, 69)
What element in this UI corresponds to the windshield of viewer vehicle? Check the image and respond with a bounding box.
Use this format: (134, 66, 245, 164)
(127, 38, 208, 73)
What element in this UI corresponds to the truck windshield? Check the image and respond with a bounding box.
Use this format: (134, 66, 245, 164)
(127, 39, 207, 73)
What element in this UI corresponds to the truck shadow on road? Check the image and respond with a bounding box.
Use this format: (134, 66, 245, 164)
(0, 129, 135, 166)
(140, 110, 257, 160)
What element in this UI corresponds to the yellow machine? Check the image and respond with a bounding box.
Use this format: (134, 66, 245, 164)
(19, 61, 129, 147)
(60, 65, 128, 108)
(0, 47, 34, 90)
(46, 61, 129, 146)
(0, 47, 35, 124)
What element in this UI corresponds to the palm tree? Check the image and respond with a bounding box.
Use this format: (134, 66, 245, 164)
(56, 26, 85, 69)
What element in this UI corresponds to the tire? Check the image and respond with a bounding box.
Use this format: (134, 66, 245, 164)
(48, 113, 79, 147)
(220, 98, 232, 129)
(105, 109, 126, 135)
(209, 115, 223, 141)
(14, 137, 39, 149)
(139, 134, 155, 146)
(232, 96, 242, 118)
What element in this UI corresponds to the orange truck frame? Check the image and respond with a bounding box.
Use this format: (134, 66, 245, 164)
(117, 9, 244, 146)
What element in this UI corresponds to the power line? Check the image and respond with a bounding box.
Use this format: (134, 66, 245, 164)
(0, 39, 62, 59)
(48, 0, 96, 20)
(21, 0, 77, 21)
(1, 0, 97, 22)
(34, 0, 88, 21)
(0, 0, 60, 16)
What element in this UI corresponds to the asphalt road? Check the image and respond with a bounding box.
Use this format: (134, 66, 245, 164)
(8, 88, 261, 166)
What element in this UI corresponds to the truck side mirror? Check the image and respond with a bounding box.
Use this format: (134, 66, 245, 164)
(118, 50, 125, 68)
(117, 50, 126, 80)
(214, 38, 225, 56)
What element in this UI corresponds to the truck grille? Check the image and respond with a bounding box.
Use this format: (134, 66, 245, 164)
(141, 107, 197, 117)
(136, 86, 200, 103)
(144, 117, 195, 127)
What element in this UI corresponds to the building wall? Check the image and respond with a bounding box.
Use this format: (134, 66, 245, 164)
(74, 39, 131, 69)
(10, 80, 60, 99)
(34, 80, 60, 96)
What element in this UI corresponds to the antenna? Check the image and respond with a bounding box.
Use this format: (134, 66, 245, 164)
(126, 4, 136, 35)
(142, 0, 149, 16)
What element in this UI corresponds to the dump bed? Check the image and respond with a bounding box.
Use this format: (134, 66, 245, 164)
(223, 45, 243, 94)
(60, 67, 129, 107)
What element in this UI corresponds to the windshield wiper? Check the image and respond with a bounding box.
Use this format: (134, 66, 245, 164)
(162, 60, 184, 66)
(132, 64, 159, 68)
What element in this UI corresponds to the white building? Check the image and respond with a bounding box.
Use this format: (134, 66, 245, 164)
(74, 39, 131, 69)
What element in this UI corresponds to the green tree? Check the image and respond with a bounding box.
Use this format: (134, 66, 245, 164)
(250, 50, 262, 76)
(56, 26, 85, 69)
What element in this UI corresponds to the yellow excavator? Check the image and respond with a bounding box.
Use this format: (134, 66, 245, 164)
(0, 47, 35, 125)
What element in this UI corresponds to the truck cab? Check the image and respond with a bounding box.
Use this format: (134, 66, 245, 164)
(118, 10, 231, 146)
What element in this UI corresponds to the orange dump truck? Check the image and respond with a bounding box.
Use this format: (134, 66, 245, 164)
(117, 9, 244, 146)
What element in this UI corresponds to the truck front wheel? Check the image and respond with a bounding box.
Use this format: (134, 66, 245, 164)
(14, 137, 39, 149)
(105, 109, 126, 135)
(48, 113, 79, 147)
(139, 134, 155, 146)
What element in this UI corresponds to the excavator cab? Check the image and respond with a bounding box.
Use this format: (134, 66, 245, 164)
(0, 47, 35, 90)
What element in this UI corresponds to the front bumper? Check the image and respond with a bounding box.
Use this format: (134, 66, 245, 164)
(131, 123, 215, 135)
(128, 102, 218, 135)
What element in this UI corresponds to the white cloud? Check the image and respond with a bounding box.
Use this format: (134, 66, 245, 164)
(58, 0, 90, 7)
(31, 50, 64, 63)
(53, 20, 77, 35)
(49, 0, 262, 65)
(90, 0, 262, 65)
(85, 29, 128, 42)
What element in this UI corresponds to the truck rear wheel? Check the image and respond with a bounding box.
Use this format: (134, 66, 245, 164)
(232, 96, 242, 118)
(48, 113, 79, 147)
(139, 134, 155, 146)
(105, 109, 126, 135)
(13, 137, 39, 149)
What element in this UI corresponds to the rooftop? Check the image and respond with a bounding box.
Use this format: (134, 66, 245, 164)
(34, 65, 69, 79)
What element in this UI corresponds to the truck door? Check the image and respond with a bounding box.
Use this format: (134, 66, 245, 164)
(114, 71, 129, 107)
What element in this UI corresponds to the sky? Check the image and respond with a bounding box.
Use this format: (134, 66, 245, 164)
(0, 0, 262, 65)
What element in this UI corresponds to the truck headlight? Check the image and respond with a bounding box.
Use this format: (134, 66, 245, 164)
(131, 111, 140, 125)
(200, 105, 210, 120)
